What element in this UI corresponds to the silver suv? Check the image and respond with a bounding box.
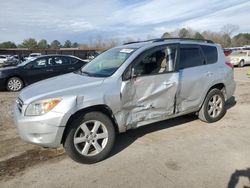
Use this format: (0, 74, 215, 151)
(14, 38, 236, 164)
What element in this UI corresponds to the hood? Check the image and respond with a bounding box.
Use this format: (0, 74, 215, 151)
(19, 73, 105, 104)
(0, 66, 18, 71)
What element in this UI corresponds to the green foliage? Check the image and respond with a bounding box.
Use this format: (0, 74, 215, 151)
(232, 33, 250, 47)
(0, 41, 17, 48)
(50, 40, 61, 49)
(19, 38, 38, 49)
(72, 42, 79, 48)
(178, 28, 190, 38)
(194, 32, 204, 40)
(37, 39, 48, 49)
(161, 32, 171, 38)
(63, 40, 72, 48)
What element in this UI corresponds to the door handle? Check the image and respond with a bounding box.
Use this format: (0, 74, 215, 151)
(163, 81, 174, 85)
(46, 69, 53, 72)
(68, 67, 74, 70)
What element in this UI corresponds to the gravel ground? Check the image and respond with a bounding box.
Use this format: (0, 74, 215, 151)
(0, 66, 250, 188)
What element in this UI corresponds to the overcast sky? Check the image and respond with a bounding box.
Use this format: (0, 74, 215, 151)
(0, 0, 249, 44)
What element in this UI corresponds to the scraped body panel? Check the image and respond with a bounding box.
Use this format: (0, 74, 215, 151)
(116, 72, 179, 129)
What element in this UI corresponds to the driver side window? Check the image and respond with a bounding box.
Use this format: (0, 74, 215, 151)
(133, 45, 177, 77)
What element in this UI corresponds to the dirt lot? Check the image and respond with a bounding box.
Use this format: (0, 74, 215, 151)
(0, 67, 250, 188)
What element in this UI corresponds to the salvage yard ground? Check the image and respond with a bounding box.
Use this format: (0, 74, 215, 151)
(0, 67, 250, 188)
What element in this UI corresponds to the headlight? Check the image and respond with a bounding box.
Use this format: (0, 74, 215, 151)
(25, 98, 62, 116)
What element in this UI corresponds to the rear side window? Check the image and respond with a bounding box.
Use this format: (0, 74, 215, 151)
(200, 45, 218, 64)
(54, 56, 71, 66)
(179, 48, 204, 69)
(70, 57, 82, 64)
(33, 58, 47, 69)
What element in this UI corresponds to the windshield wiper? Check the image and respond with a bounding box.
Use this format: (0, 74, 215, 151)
(82, 71, 92, 76)
(76, 69, 108, 77)
(77, 69, 93, 76)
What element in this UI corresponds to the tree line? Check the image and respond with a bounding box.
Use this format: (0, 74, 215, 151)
(0, 24, 249, 49)
(161, 25, 250, 48)
(0, 39, 79, 49)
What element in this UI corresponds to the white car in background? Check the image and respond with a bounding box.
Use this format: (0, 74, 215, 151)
(25, 53, 41, 61)
(0, 55, 11, 66)
(228, 51, 250, 67)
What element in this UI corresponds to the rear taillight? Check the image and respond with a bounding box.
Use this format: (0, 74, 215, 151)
(225, 61, 234, 69)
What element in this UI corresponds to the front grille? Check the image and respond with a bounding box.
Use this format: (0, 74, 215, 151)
(16, 97, 23, 113)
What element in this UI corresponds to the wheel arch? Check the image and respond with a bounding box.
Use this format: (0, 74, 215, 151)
(61, 104, 119, 144)
(208, 83, 225, 92)
(199, 82, 226, 110)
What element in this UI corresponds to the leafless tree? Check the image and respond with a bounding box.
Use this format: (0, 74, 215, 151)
(221, 24, 239, 36)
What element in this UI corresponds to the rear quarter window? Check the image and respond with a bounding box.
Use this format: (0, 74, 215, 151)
(179, 47, 204, 69)
(70, 57, 79, 64)
(200, 45, 218, 64)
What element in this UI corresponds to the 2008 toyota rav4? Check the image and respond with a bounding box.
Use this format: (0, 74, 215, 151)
(14, 38, 236, 164)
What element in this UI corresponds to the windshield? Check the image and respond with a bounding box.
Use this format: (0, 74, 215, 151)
(79, 47, 136, 77)
(17, 58, 34, 66)
(30, 54, 39, 57)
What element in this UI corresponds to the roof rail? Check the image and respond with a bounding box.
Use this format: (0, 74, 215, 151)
(123, 41, 142, 45)
(123, 38, 214, 45)
(155, 38, 214, 43)
(123, 38, 160, 45)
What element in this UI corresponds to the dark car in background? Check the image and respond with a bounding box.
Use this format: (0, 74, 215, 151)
(0, 55, 87, 91)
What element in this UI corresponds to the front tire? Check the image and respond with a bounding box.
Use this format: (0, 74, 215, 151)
(64, 112, 115, 164)
(198, 89, 226, 123)
(6, 77, 24, 91)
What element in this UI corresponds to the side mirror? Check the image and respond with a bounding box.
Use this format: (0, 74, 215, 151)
(122, 67, 137, 81)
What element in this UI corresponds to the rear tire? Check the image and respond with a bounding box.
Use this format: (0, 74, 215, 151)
(64, 112, 115, 164)
(198, 89, 226, 123)
(6, 77, 24, 92)
(238, 60, 244, 67)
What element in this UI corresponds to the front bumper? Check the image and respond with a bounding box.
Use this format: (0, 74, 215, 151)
(230, 60, 240, 66)
(14, 105, 66, 148)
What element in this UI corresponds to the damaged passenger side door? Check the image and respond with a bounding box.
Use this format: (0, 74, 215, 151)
(176, 44, 212, 113)
(121, 44, 179, 128)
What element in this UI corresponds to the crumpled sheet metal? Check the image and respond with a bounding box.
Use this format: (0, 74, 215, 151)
(115, 73, 178, 130)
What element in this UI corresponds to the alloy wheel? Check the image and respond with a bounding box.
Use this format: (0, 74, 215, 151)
(73, 120, 109, 157)
(7, 78, 23, 91)
(207, 94, 223, 118)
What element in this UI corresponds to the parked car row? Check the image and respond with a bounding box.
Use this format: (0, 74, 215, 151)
(0, 54, 87, 91)
(0, 55, 11, 66)
(0, 54, 22, 67)
(14, 38, 236, 164)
